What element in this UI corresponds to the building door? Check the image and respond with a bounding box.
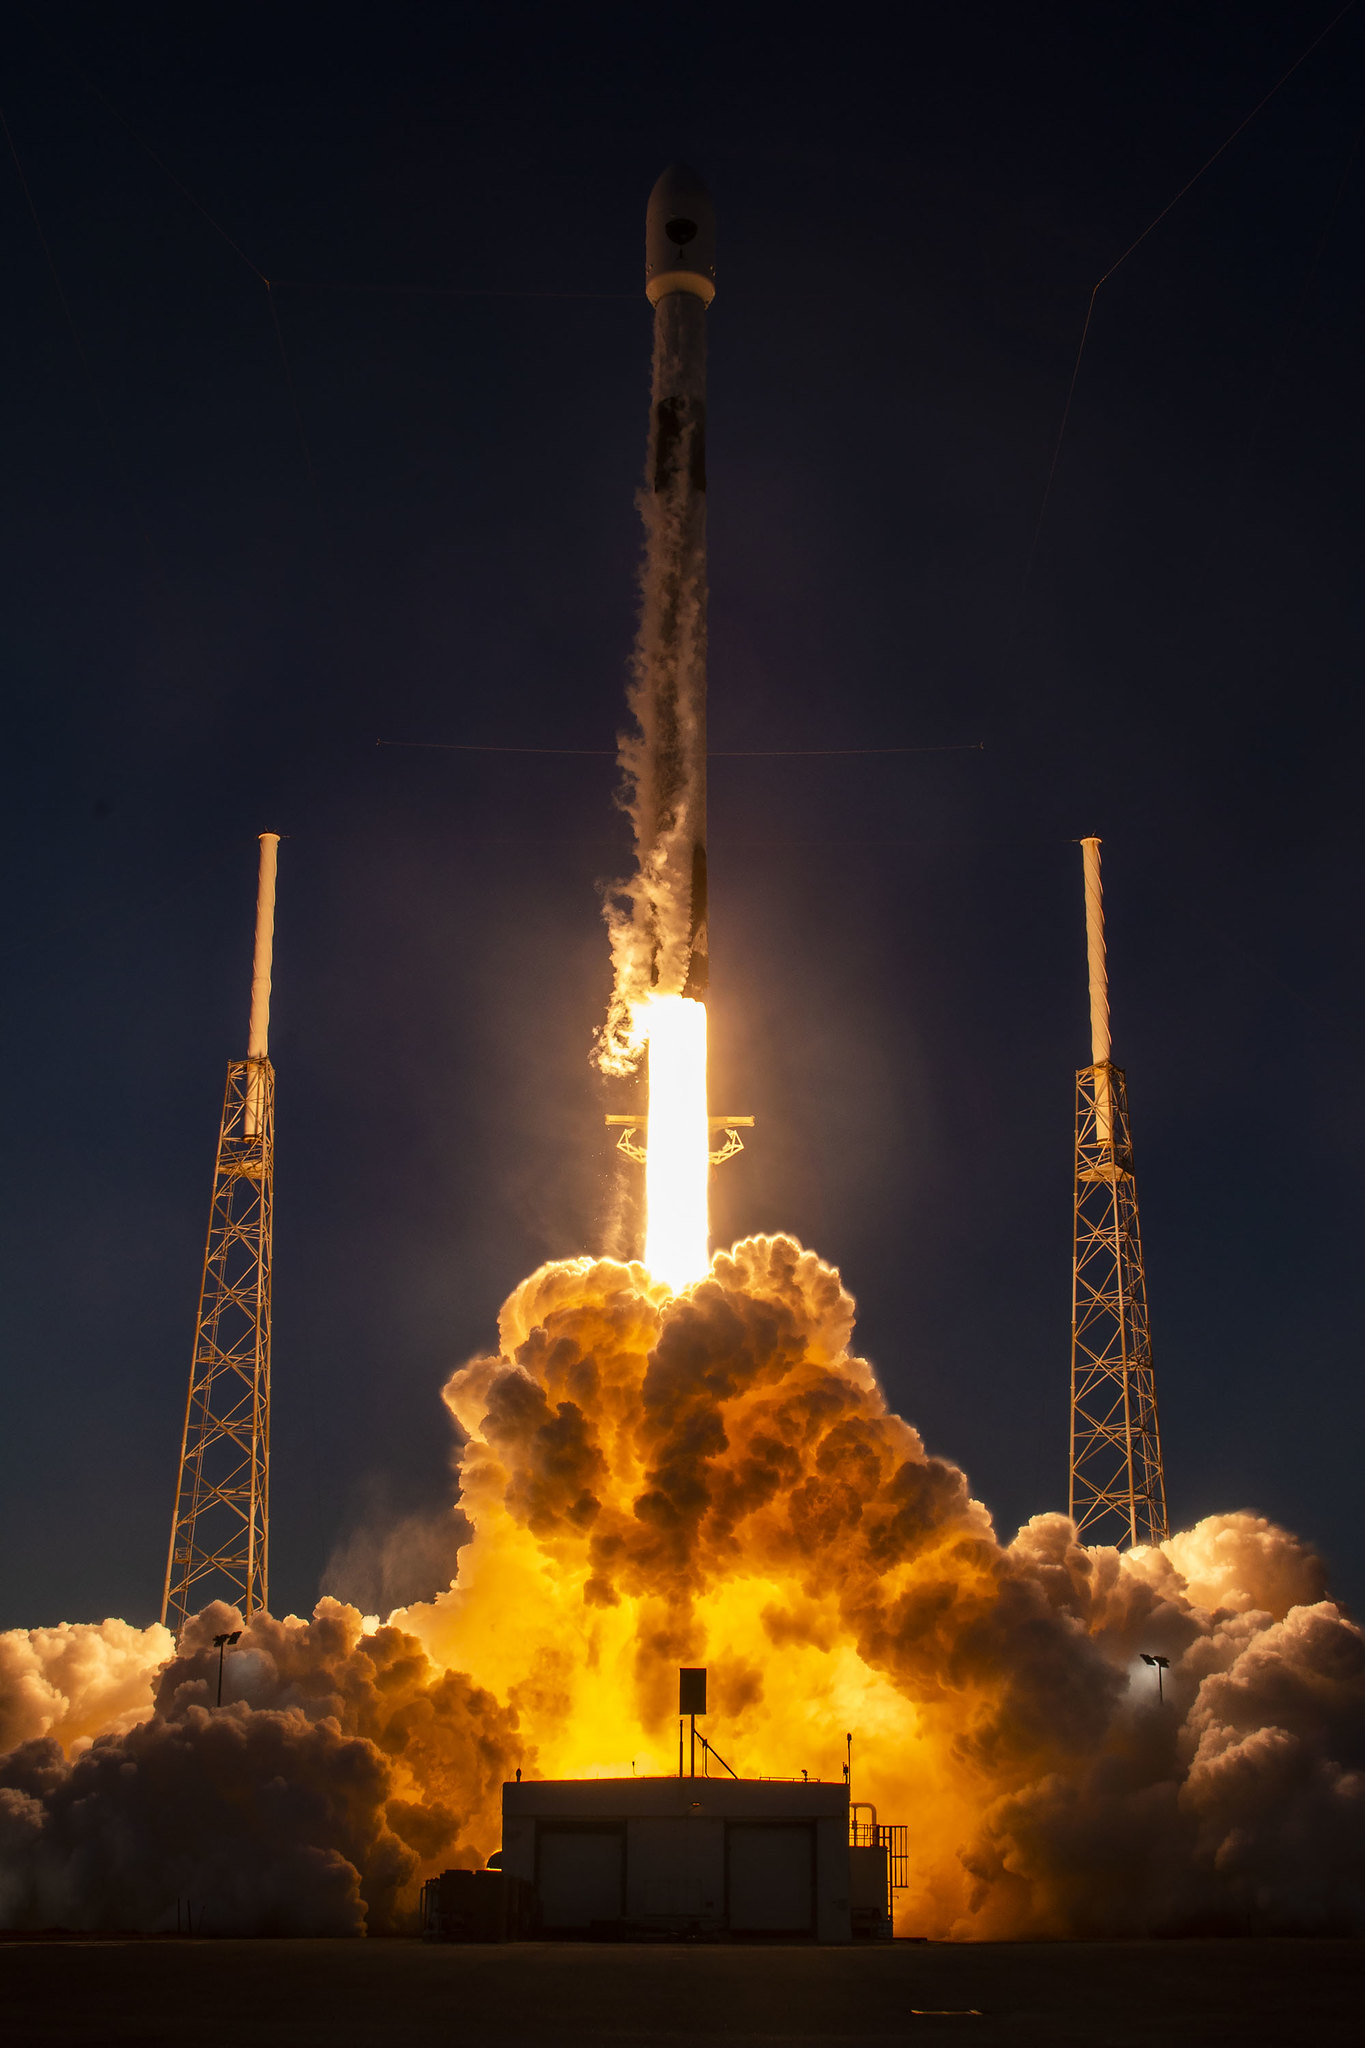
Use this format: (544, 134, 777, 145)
(626, 1815, 725, 1922)
(537, 1829, 624, 1931)
(726, 1823, 815, 1935)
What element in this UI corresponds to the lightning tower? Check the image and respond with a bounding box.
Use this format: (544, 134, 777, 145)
(1068, 836, 1168, 1547)
(162, 833, 280, 1634)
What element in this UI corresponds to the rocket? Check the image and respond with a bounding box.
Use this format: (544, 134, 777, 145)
(637, 164, 715, 1003)
(604, 167, 751, 1205)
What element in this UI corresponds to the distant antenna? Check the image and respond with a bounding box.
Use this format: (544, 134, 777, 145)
(162, 834, 280, 1634)
(1067, 839, 1168, 1548)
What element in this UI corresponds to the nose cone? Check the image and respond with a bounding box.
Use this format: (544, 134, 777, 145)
(646, 163, 715, 305)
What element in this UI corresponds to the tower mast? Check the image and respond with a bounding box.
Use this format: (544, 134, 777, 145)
(1067, 837, 1168, 1547)
(162, 834, 279, 1633)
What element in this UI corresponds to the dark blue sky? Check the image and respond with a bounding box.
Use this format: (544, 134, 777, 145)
(4, 2, 1362, 1628)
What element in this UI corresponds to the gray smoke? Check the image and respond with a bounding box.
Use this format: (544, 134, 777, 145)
(964, 1513, 1365, 1935)
(321, 1480, 472, 1618)
(600, 289, 710, 1072)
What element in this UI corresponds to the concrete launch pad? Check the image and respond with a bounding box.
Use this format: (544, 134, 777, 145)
(2, 1935, 1361, 2046)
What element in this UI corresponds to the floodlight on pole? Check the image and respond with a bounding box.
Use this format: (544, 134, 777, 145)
(1140, 1651, 1171, 1704)
(213, 1628, 242, 1707)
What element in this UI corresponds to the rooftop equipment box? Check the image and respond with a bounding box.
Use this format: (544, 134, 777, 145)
(501, 1777, 852, 1942)
(419, 1867, 536, 1943)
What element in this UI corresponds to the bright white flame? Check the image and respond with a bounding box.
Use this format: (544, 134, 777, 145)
(643, 995, 710, 1292)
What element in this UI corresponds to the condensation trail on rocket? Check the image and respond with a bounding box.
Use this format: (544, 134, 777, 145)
(600, 165, 716, 1073)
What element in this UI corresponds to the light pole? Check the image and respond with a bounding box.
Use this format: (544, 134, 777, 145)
(1140, 1651, 1170, 1703)
(213, 1629, 242, 1706)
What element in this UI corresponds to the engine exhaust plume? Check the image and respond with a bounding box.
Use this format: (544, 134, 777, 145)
(643, 994, 710, 1290)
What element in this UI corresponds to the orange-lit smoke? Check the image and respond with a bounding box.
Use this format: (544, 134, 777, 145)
(3, 1236, 1363, 1937)
(407, 1237, 1365, 1937)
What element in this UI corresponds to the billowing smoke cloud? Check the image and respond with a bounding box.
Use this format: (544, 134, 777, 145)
(0, 1617, 173, 1754)
(0, 1600, 523, 1935)
(412, 1239, 1365, 1936)
(3, 1237, 1362, 1935)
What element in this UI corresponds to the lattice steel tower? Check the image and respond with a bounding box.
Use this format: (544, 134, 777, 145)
(162, 834, 280, 1634)
(1068, 837, 1168, 1548)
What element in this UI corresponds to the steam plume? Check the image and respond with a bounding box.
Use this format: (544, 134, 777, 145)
(3, 1240, 1362, 1935)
